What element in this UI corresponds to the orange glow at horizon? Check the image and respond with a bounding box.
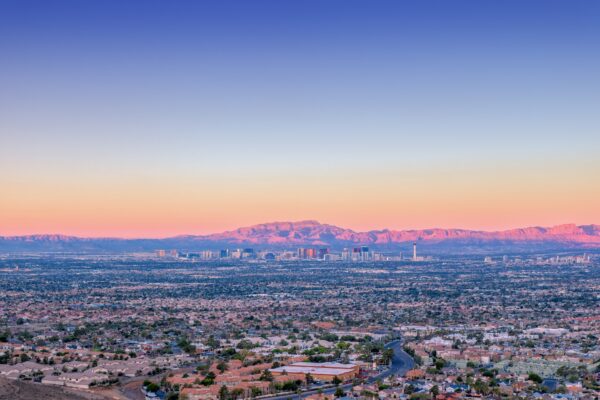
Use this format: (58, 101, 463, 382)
(2, 161, 598, 238)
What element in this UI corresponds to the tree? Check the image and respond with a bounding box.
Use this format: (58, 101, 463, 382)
(230, 388, 244, 400)
(528, 373, 543, 384)
(482, 369, 494, 378)
(201, 371, 216, 386)
(146, 382, 160, 393)
(473, 379, 489, 395)
(177, 338, 196, 355)
(250, 386, 262, 398)
(217, 361, 229, 374)
(381, 348, 394, 365)
(335, 387, 345, 398)
(430, 385, 439, 396)
(234, 349, 249, 362)
(332, 376, 342, 386)
(219, 385, 229, 400)
(259, 370, 273, 382)
(434, 359, 446, 370)
(305, 373, 315, 386)
(404, 384, 416, 395)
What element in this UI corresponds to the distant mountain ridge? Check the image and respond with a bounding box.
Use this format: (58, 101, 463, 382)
(1, 221, 600, 254)
(200, 220, 600, 245)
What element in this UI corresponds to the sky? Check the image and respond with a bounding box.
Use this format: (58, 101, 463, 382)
(1, 0, 599, 237)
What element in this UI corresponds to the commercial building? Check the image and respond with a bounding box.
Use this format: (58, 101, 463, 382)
(269, 362, 359, 382)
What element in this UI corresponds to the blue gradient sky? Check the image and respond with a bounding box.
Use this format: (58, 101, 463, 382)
(1, 0, 599, 236)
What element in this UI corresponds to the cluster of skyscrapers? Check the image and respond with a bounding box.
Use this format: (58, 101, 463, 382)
(155, 243, 425, 262)
(297, 247, 329, 259)
(340, 246, 371, 261)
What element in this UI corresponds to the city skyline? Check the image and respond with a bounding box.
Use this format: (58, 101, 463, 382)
(2, 0, 599, 237)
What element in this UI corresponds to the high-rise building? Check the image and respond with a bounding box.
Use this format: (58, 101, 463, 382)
(360, 246, 370, 261)
(298, 248, 320, 259)
(341, 248, 350, 261)
(318, 248, 329, 259)
(231, 249, 242, 259)
(351, 247, 361, 261)
(297, 248, 307, 259)
(412, 242, 417, 261)
(242, 248, 255, 258)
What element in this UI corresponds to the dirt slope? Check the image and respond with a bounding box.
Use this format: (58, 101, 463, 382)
(0, 377, 109, 400)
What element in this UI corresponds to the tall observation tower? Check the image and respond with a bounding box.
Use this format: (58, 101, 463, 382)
(412, 242, 417, 261)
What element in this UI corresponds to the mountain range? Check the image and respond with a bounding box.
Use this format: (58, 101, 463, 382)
(1, 221, 600, 254)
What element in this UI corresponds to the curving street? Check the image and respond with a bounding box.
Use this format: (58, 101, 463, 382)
(367, 339, 415, 383)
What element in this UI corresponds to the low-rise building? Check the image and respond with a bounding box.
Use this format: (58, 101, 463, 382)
(270, 362, 359, 382)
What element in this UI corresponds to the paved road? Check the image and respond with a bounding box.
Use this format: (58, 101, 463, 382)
(266, 339, 414, 400)
(367, 339, 415, 383)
